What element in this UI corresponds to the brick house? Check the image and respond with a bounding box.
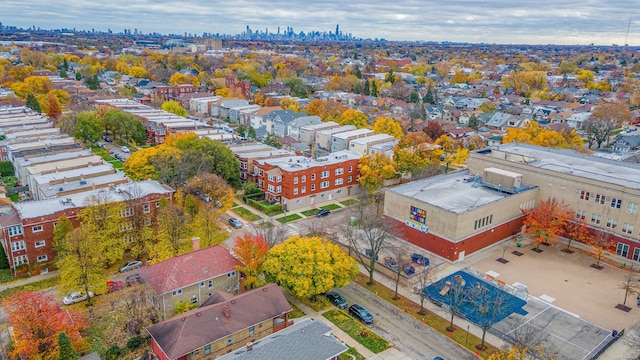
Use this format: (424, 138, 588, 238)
(0, 180, 174, 273)
(253, 150, 361, 210)
(138, 242, 243, 320)
(147, 283, 292, 360)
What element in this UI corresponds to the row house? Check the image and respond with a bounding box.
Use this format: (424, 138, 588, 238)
(298, 121, 339, 144)
(249, 106, 282, 130)
(253, 150, 361, 210)
(14, 149, 94, 184)
(211, 99, 250, 120)
(189, 96, 221, 116)
(267, 110, 307, 137)
(316, 125, 357, 151)
(286, 115, 322, 140)
(229, 104, 260, 124)
(330, 129, 374, 152)
(139, 241, 242, 320)
(148, 283, 291, 360)
(348, 133, 396, 155)
(0, 180, 174, 273)
(7, 138, 82, 165)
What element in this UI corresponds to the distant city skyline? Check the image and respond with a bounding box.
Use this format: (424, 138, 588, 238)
(2, 1, 639, 46)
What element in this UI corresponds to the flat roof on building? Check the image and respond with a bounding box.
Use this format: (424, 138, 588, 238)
(349, 133, 395, 145)
(38, 172, 128, 199)
(477, 143, 640, 190)
(331, 128, 374, 140)
(387, 170, 530, 214)
(33, 164, 116, 186)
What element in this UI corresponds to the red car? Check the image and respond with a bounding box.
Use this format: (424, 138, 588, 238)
(107, 280, 124, 293)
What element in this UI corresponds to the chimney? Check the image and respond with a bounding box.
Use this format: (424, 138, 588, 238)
(246, 341, 253, 351)
(192, 237, 201, 251)
(223, 305, 231, 318)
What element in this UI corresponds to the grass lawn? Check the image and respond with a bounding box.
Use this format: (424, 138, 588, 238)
(288, 301, 306, 319)
(323, 309, 389, 354)
(300, 204, 342, 217)
(8, 193, 19, 202)
(0, 269, 13, 283)
(353, 273, 498, 357)
(340, 347, 366, 360)
(231, 207, 261, 221)
(231, 202, 240, 208)
(298, 295, 332, 312)
(276, 214, 302, 223)
(340, 199, 359, 206)
(2, 176, 18, 186)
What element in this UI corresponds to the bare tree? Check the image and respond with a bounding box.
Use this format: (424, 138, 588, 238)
(623, 324, 640, 360)
(250, 219, 288, 249)
(415, 265, 433, 315)
(619, 269, 638, 311)
(468, 284, 509, 350)
(387, 245, 410, 300)
(300, 216, 331, 238)
(122, 285, 160, 336)
(346, 215, 394, 285)
(585, 102, 630, 148)
(444, 275, 468, 332)
(501, 316, 555, 360)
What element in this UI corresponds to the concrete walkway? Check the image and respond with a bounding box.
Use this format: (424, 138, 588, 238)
(0, 270, 58, 292)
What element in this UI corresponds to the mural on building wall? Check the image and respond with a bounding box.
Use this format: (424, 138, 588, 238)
(407, 205, 429, 233)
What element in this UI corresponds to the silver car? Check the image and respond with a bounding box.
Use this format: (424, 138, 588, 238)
(63, 291, 94, 305)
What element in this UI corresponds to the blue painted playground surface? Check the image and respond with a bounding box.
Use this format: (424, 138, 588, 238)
(424, 271, 528, 325)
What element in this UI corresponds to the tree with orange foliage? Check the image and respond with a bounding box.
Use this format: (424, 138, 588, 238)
(587, 230, 615, 269)
(563, 218, 590, 253)
(4, 291, 88, 360)
(46, 91, 62, 120)
(233, 234, 268, 290)
(523, 198, 571, 251)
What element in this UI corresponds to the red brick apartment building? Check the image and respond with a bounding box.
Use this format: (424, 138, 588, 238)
(151, 84, 197, 101)
(253, 150, 361, 210)
(0, 180, 174, 273)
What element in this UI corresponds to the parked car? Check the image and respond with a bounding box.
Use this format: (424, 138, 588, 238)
(228, 218, 243, 229)
(119, 260, 143, 272)
(96, 141, 104, 149)
(325, 291, 348, 309)
(403, 263, 415, 276)
(434, 357, 444, 360)
(63, 291, 94, 305)
(348, 304, 374, 324)
(102, 135, 112, 142)
(106, 280, 124, 293)
(315, 208, 331, 217)
(384, 256, 399, 271)
(120, 146, 130, 153)
(125, 274, 144, 286)
(411, 253, 430, 266)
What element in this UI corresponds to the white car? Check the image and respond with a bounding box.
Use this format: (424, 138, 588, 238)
(119, 260, 143, 272)
(121, 146, 130, 153)
(63, 291, 94, 305)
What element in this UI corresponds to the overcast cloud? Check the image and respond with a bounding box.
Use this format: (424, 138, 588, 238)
(2, 0, 639, 45)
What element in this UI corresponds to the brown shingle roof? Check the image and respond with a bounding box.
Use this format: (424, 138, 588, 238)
(139, 245, 242, 295)
(147, 283, 292, 360)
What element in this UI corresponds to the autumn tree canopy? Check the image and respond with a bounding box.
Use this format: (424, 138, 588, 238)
(233, 234, 268, 289)
(523, 198, 571, 250)
(262, 236, 358, 300)
(358, 152, 398, 193)
(4, 291, 88, 360)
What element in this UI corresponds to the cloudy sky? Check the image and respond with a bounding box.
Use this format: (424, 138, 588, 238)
(2, 1, 639, 45)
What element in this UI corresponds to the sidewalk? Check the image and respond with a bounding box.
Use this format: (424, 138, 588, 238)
(0, 270, 58, 292)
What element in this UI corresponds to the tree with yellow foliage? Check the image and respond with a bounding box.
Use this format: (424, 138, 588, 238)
(262, 236, 358, 301)
(215, 87, 231, 97)
(279, 97, 300, 112)
(371, 116, 404, 138)
(338, 109, 369, 129)
(307, 99, 348, 123)
(128, 66, 147, 78)
(161, 100, 188, 117)
(503, 121, 583, 149)
(358, 152, 398, 193)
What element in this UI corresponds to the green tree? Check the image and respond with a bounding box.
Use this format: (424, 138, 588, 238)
(57, 332, 79, 360)
(363, 80, 370, 96)
(129, 119, 148, 145)
(57, 227, 107, 297)
(423, 86, 436, 104)
(161, 100, 188, 117)
(468, 114, 481, 130)
(262, 236, 358, 300)
(247, 126, 257, 139)
(74, 111, 102, 144)
(75, 72, 81, 81)
(0, 240, 9, 269)
(237, 124, 247, 138)
(370, 80, 379, 97)
(59, 68, 67, 78)
(264, 134, 282, 149)
(26, 93, 41, 113)
(284, 77, 308, 98)
(85, 75, 100, 90)
(409, 90, 420, 103)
